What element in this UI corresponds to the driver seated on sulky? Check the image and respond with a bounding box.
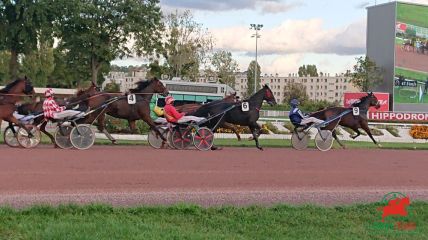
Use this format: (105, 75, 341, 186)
(42, 88, 84, 120)
(163, 96, 205, 124)
(289, 99, 324, 127)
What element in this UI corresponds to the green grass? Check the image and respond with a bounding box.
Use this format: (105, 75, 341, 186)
(0, 203, 426, 239)
(393, 87, 428, 104)
(396, 38, 406, 45)
(397, 2, 428, 28)
(395, 67, 428, 82)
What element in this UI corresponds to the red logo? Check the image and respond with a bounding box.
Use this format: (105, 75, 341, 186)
(377, 196, 410, 222)
(344, 92, 389, 112)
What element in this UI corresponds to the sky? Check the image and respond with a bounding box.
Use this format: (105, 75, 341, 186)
(112, 0, 428, 76)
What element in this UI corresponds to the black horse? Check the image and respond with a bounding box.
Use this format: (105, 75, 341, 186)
(310, 92, 381, 148)
(193, 85, 277, 150)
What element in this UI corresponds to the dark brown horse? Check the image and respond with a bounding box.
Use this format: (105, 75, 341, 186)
(310, 92, 381, 148)
(175, 93, 243, 141)
(94, 78, 169, 140)
(193, 85, 277, 150)
(0, 77, 35, 136)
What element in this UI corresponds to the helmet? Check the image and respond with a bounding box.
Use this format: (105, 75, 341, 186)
(45, 88, 54, 97)
(290, 99, 300, 107)
(165, 96, 174, 105)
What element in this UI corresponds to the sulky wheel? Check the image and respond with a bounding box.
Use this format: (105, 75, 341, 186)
(54, 125, 74, 149)
(171, 127, 193, 150)
(193, 127, 214, 151)
(315, 130, 334, 152)
(17, 126, 41, 148)
(70, 125, 95, 150)
(291, 130, 309, 150)
(3, 125, 20, 148)
(148, 127, 168, 149)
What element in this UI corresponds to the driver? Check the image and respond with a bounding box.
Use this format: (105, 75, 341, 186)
(163, 96, 205, 123)
(289, 99, 324, 127)
(43, 88, 83, 120)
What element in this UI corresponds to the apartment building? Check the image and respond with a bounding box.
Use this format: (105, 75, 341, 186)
(234, 73, 359, 103)
(102, 69, 147, 92)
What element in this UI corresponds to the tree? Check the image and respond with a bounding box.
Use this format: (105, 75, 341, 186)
(20, 43, 54, 87)
(104, 82, 120, 93)
(55, 0, 163, 85)
(283, 82, 308, 105)
(350, 56, 384, 92)
(0, 0, 55, 78)
(210, 50, 239, 88)
(162, 10, 213, 81)
(246, 60, 261, 97)
(298, 64, 318, 77)
(0, 51, 10, 84)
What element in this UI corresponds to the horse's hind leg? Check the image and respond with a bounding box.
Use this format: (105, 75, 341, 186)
(97, 115, 116, 144)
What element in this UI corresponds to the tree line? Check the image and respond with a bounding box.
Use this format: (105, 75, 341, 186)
(0, 1, 239, 89)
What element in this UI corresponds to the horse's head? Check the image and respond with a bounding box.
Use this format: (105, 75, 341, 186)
(150, 77, 169, 96)
(367, 92, 380, 109)
(1, 76, 35, 95)
(262, 85, 277, 106)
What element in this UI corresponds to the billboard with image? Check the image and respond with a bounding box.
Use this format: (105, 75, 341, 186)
(394, 2, 428, 111)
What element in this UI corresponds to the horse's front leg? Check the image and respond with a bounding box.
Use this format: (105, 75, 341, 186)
(5, 116, 32, 137)
(142, 115, 166, 141)
(39, 120, 55, 145)
(223, 122, 241, 141)
(250, 123, 263, 151)
(349, 127, 361, 139)
(361, 123, 381, 147)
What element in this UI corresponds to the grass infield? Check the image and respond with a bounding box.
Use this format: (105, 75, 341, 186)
(0, 203, 426, 239)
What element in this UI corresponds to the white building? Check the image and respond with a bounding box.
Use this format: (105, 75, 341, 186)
(102, 69, 147, 92)
(234, 72, 359, 104)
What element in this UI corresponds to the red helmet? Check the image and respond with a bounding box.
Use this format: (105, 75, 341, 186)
(45, 88, 54, 97)
(165, 96, 174, 104)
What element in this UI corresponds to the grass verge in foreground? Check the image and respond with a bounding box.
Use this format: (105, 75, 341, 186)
(0, 203, 426, 239)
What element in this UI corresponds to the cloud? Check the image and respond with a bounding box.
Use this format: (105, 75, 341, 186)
(355, 1, 370, 9)
(160, 0, 302, 14)
(259, 54, 305, 75)
(211, 18, 366, 56)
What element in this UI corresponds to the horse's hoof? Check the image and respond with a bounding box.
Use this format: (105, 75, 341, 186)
(377, 144, 383, 148)
(111, 140, 118, 145)
(257, 147, 264, 151)
(211, 146, 223, 151)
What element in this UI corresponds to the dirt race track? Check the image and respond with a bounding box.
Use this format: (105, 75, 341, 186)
(0, 145, 428, 207)
(395, 45, 428, 73)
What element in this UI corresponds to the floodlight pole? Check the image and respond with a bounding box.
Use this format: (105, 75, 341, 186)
(250, 24, 263, 94)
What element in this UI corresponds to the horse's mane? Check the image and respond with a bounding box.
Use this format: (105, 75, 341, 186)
(352, 95, 370, 107)
(0, 79, 23, 93)
(129, 80, 152, 93)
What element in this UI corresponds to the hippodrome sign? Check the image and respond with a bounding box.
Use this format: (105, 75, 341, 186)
(369, 111, 428, 122)
(344, 92, 390, 112)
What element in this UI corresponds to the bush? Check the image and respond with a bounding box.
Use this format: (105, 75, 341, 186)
(104, 115, 150, 134)
(283, 122, 295, 132)
(386, 126, 400, 137)
(410, 125, 428, 139)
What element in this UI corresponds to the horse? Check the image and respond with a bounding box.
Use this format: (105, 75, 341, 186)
(0, 77, 35, 136)
(192, 85, 277, 150)
(95, 77, 169, 141)
(310, 92, 381, 148)
(175, 93, 243, 141)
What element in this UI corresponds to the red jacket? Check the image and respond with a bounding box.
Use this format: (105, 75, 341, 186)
(164, 104, 184, 123)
